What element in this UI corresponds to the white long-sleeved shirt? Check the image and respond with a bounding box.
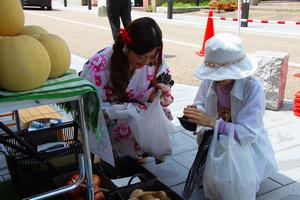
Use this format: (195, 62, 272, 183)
(194, 76, 278, 182)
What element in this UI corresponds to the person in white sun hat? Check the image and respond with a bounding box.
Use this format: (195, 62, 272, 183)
(181, 33, 278, 200)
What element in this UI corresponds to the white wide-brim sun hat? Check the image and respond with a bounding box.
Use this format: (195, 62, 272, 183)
(194, 33, 258, 81)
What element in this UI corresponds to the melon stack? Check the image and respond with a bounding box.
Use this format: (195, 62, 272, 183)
(0, 0, 71, 92)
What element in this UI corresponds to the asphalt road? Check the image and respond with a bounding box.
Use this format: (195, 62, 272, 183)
(22, 5, 300, 99)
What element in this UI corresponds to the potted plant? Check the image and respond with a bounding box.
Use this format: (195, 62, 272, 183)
(209, 0, 222, 11)
(221, 0, 231, 10)
(230, 0, 239, 10)
(221, 0, 238, 11)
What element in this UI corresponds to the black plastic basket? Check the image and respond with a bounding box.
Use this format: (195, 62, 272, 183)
(53, 170, 123, 200)
(118, 179, 182, 200)
(0, 121, 82, 198)
(93, 155, 156, 189)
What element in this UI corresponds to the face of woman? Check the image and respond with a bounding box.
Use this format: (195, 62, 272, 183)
(215, 80, 234, 87)
(127, 48, 159, 69)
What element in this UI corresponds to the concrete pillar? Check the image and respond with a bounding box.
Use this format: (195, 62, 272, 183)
(151, 0, 157, 12)
(253, 51, 289, 110)
(97, 0, 107, 17)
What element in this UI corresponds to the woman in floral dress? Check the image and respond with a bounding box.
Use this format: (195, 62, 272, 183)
(80, 17, 174, 160)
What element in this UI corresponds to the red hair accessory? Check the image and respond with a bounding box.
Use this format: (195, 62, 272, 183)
(118, 28, 132, 45)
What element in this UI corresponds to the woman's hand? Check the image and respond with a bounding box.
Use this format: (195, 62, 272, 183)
(147, 83, 173, 106)
(157, 83, 170, 94)
(183, 107, 215, 128)
(157, 83, 173, 106)
(186, 104, 197, 109)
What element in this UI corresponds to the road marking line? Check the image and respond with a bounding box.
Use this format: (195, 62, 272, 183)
(26, 11, 201, 48)
(289, 62, 300, 69)
(28, 10, 300, 40)
(25, 11, 300, 67)
(163, 39, 201, 48)
(130, 12, 300, 39)
(26, 11, 111, 31)
(212, 16, 300, 26)
(157, 18, 300, 39)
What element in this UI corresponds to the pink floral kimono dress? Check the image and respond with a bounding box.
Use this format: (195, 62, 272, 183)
(80, 47, 174, 158)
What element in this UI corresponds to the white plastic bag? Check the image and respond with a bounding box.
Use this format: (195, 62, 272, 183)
(128, 92, 175, 159)
(104, 104, 131, 120)
(203, 121, 258, 200)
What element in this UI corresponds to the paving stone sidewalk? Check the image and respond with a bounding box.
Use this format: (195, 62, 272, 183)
(70, 54, 300, 199)
(1, 54, 300, 199)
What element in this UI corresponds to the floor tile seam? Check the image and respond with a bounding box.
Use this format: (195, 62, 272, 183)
(274, 144, 300, 153)
(0, 153, 6, 159)
(170, 157, 191, 170)
(4, 175, 10, 182)
(257, 181, 297, 197)
(265, 122, 294, 130)
(268, 177, 295, 186)
(0, 166, 8, 172)
(0, 161, 7, 167)
(170, 181, 186, 187)
(155, 176, 186, 188)
(171, 146, 198, 156)
(0, 165, 7, 170)
(256, 185, 282, 197)
(0, 172, 9, 177)
(168, 180, 186, 188)
(0, 174, 10, 182)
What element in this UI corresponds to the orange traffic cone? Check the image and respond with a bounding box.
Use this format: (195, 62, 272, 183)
(196, 10, 215, 57)
(294, 90, 300, 117)
(294, 73, 300, 78)
(294, 73, 300, 116)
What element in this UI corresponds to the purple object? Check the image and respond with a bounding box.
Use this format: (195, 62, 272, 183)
(218, 120, 239, 142)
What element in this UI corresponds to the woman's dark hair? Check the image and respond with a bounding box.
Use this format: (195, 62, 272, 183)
(110, 17, 163, 102)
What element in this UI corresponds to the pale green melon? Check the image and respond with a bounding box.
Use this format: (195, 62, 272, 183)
(36, 34, 71, 78)
(20, 25, 48, 37)
(0, 35, 51, 91)
(0, 0, 25, 36)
